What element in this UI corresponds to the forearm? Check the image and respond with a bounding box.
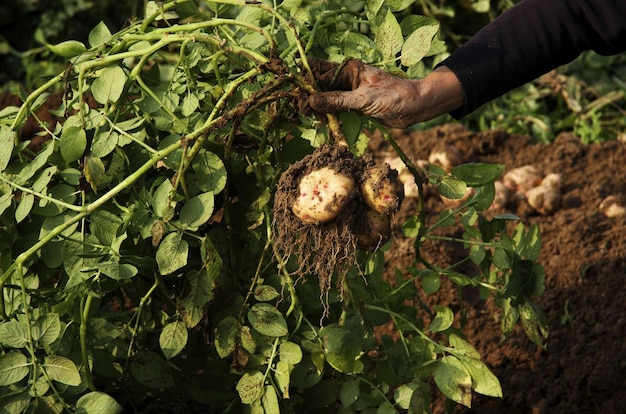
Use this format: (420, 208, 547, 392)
(412, 66, 464, 122)
(440, 0, 626, 118)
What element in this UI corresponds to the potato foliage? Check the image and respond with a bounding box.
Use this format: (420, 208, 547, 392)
(0, 1, 547, 412)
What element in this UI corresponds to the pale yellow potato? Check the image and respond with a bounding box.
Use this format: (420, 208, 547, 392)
(599, 195, 626, 218)
(356, 209, 391, 252)
(291, 167, 355, 224)
(526, 183, 561, 215)
(428, 145, 461, 173)
(359, 165, 403, 215)
(503, 165, 543, 193)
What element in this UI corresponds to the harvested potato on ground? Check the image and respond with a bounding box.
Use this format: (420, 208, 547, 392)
(359, 163, 404, 215)
(356, 210, 391, 251)
(440, 187, 475, 208)
(490, 180, 510, 210)
(428, 145, 462, 173)
(526, 183, 561, 215)
(599, 195, 626, 218)
(541, 173, 563, 190)
(503, 165, 543, 194)
(291, 167, 356, 224)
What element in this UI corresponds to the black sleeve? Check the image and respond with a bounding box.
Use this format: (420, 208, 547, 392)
(438, 0, 626, 118)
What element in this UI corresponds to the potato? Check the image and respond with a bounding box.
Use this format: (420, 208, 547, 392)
(490, 180, 510, 210)
(599, 195, 626, 218)
(356, 210, 391, 252)
(503, 165, 543, 194)
(359, 164, 404, 215)
(526, 183, 561, 215)
(428, 145, 461, 173)
(541, 173, 563, 190)
(291, 167, 355, 224)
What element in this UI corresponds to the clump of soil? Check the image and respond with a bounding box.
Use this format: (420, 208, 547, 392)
(273, 144, 365, 303)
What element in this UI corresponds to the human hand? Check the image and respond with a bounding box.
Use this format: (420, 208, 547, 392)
(308, 58, 464, 129)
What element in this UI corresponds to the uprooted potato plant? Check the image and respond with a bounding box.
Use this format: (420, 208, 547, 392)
(0, 1, 548, 412)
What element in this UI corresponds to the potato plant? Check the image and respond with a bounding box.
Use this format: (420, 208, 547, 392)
(0, 1, 547, 412)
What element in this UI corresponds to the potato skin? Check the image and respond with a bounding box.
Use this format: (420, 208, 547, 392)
(503, 165, 543, 194)
(292, 167, 355, 224)
(356, 210, 391, 251)
(526, 183, 561, 215)
(359, 164, 404, 215)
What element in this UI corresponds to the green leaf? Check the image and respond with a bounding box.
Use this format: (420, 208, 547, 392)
(339, 379, 360, 407)
(247, 303, 289, 337)
(181, 93, 199, 117)
(375, 9, 403, 60)
(437, 176, 467, 199)
(421, 271, 441, 295)
(253, 285, 280, 302)
(178, 268, 213, 328)
(159, 320, 188, 360)
(504, 259, 545, 304)
(433, 356, 472, 407)
(458, 356, 502, 398)
(88, 21, 112, 48)
(519, 300, 548, 348)
(179, 192, 214, 229)
(15, 141, 54, 185)
(262, 385, 280, 413)
(130, 351, 174, 389)
(76, 391, 123, 414)
(394, 383, 418, 410)
(401, 216, 421, 238)
(60, 126, 86, 164)
(32, 313, 61, 346)
(42, 356, 81, 386)
(376, 401, 397, 414)
(274, 360, 291, 398)
(0, 320, 29, 348)
(0, 125, 14, 172)
(319, 324, 363, 374)
(90, 210, 123, 247)
(92, 66, 127, 105)
(192, 150, 227, 194)
(428, 306, 454, 332)
(156, 232, 188, 275)
(401, 24, 439, 66)
(47, 40, 87, 58)
(84, 155, 106, 192)
(214, 317, 237, 358)
(236, 370, 264, 404)
(452, 163, 505, 187)
(152, 179, 175, 219)
(98, 261, 138, 280)
(279, 341, 303, 365)
(0, 352, 29, 386)
(15, 193, 34, 223)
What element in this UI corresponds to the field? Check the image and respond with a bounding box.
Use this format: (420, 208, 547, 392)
(378, 125, 626, 413)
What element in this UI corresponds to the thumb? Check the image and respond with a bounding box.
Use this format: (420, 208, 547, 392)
(309, 90, 366, 114)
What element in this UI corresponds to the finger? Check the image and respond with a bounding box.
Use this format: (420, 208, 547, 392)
(309, 58, 365, 91)
(309, 90, 368, 113)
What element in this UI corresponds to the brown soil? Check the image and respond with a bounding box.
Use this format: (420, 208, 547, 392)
(374, 124, 626, 414)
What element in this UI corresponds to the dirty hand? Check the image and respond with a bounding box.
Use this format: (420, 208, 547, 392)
(308, 58, 464, 129)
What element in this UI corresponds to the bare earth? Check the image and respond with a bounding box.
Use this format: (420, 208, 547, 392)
(375, 124, 626, 414)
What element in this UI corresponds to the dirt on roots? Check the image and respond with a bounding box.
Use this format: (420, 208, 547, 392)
(373, 124, 626, 414)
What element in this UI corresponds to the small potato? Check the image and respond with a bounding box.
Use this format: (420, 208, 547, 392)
(503, 165, 543, 194)
(360, 164, 404, 215)
(490, 180, 510, 210)
(526, 183, 561, 215)
(541, 173, 563, 190)
(428, 146, 461, 173)
(599, 195, 626, 218)
(356, 210, 391, 252)
(292, 167, 355, 224)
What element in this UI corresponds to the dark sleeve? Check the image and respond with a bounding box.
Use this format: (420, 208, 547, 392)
(437, 0, 626, 119)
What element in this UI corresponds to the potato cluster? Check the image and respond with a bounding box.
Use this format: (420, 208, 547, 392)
(273, 145, 404, 298)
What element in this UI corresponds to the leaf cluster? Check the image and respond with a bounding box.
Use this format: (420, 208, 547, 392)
(0, 1, 546, 413)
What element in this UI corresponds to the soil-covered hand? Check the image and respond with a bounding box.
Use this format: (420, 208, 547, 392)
(308, 58, 464, 129)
